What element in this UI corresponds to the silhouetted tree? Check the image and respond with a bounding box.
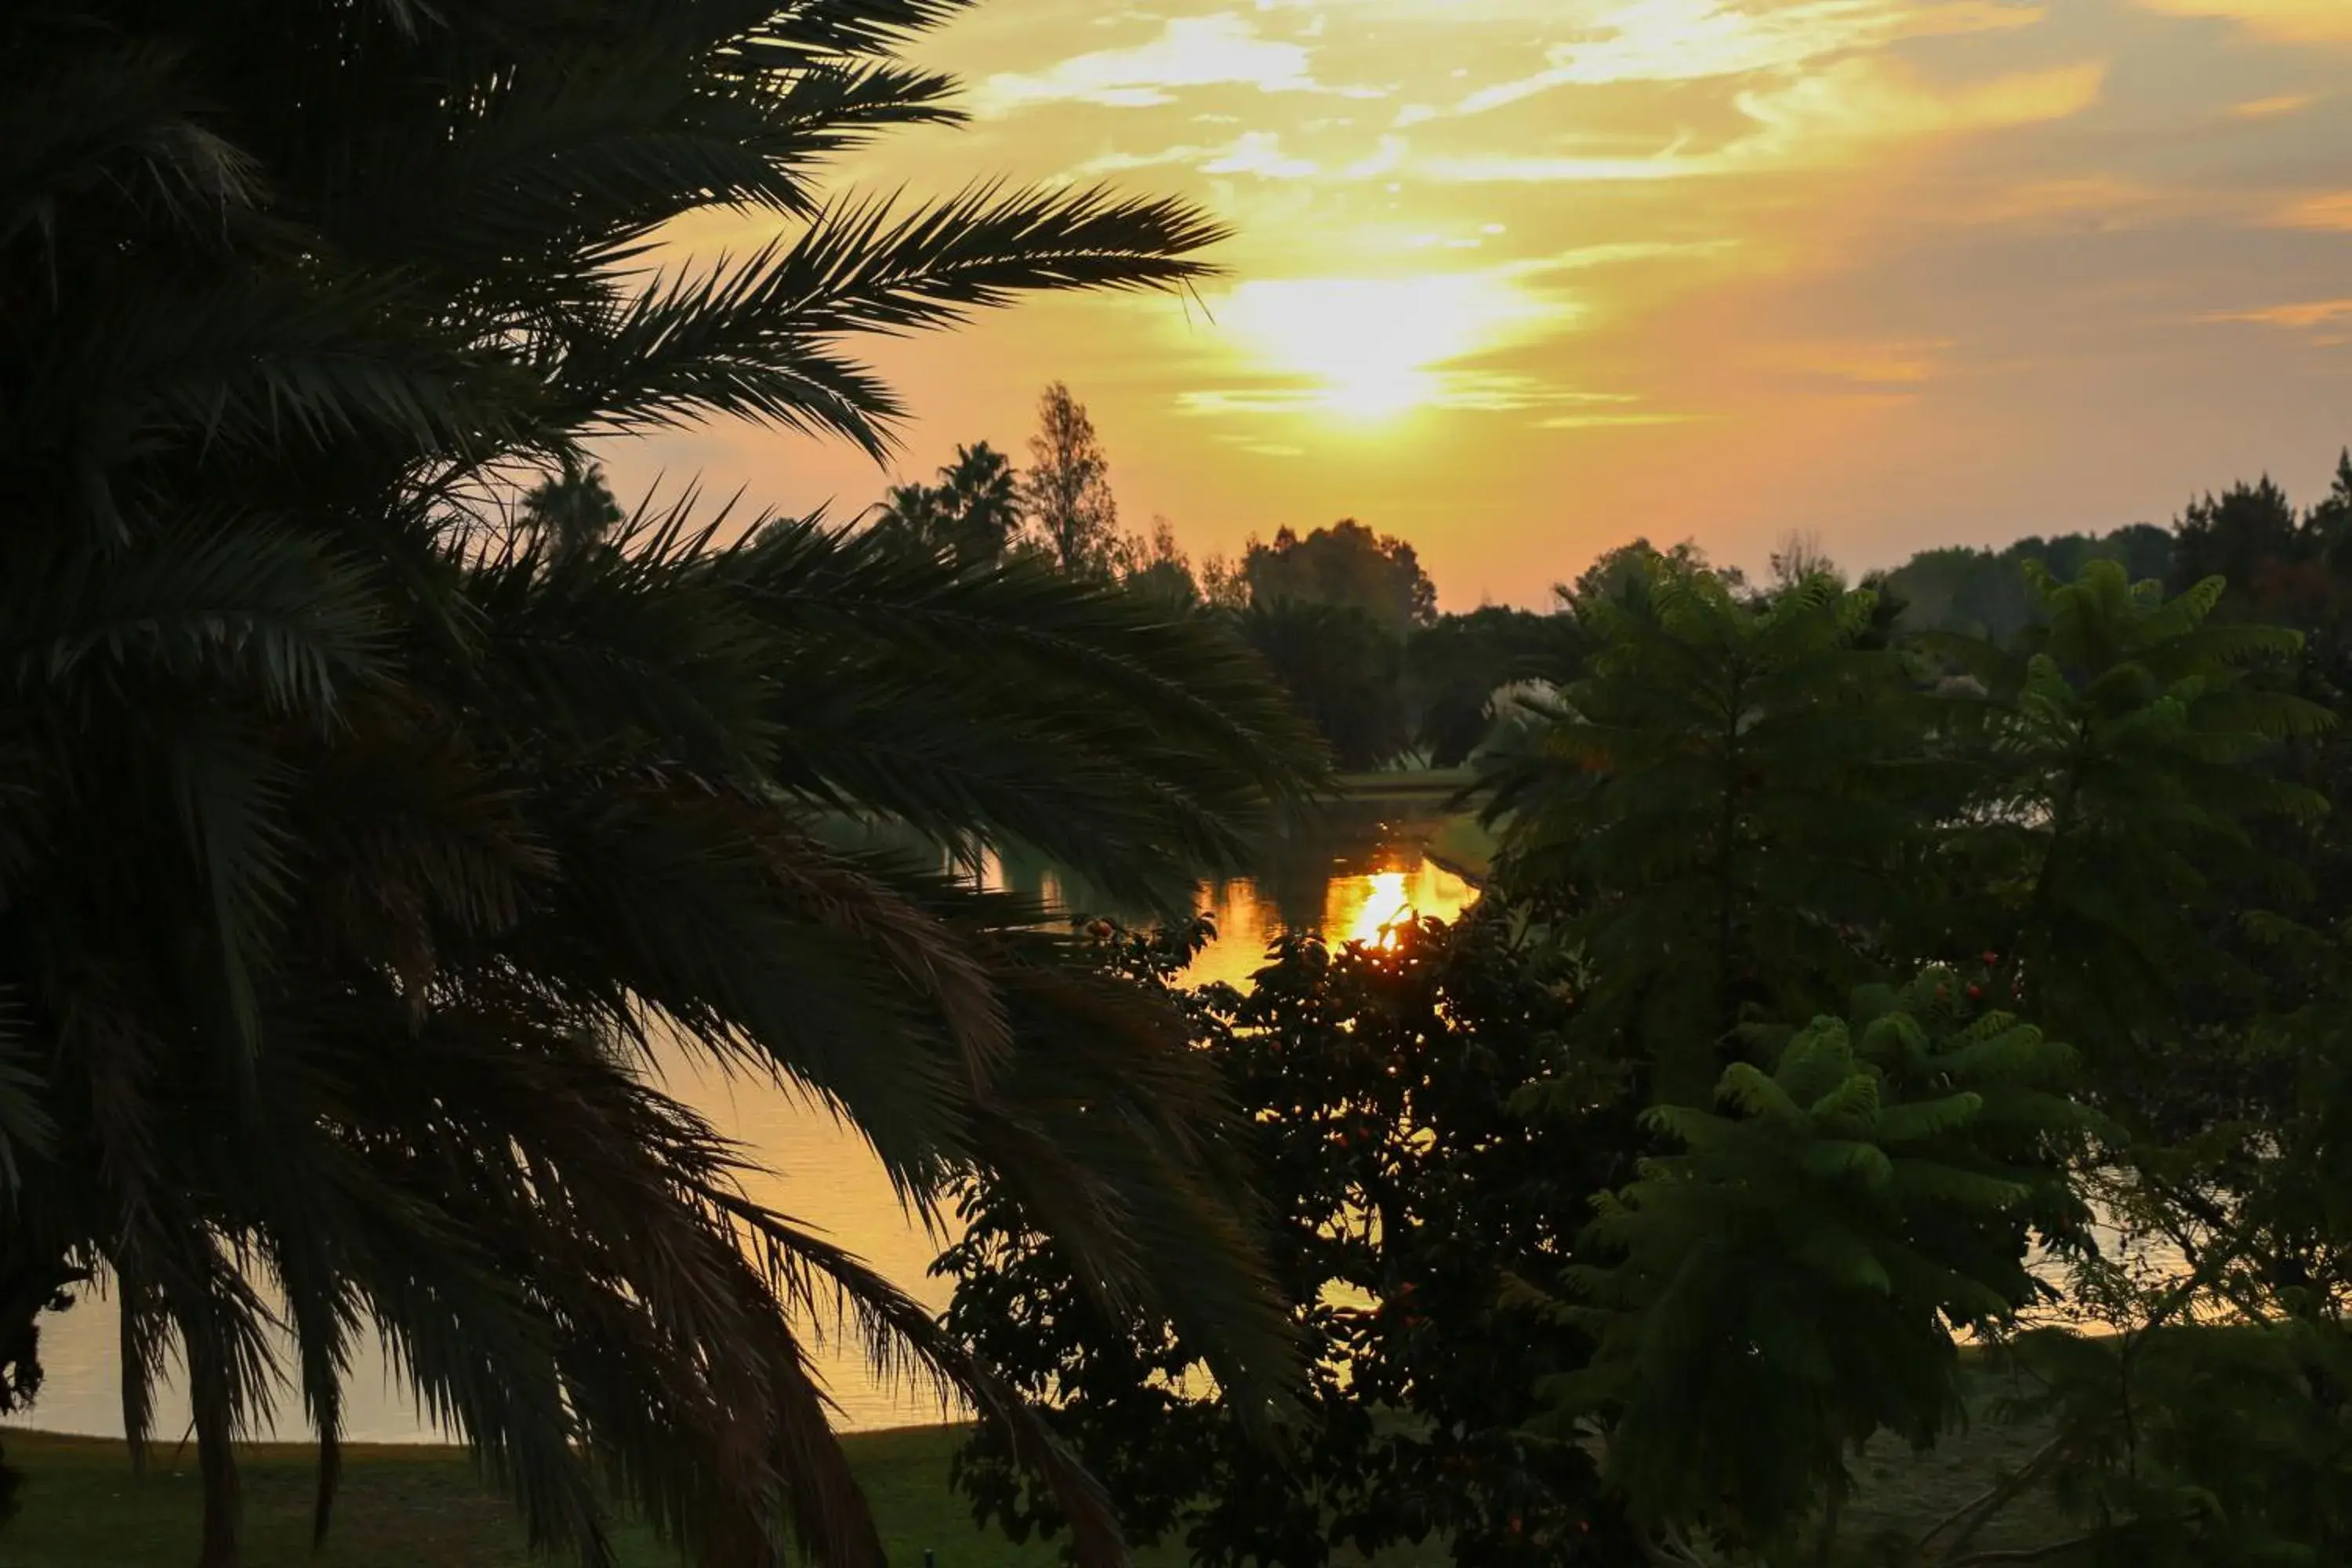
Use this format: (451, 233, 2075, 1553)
(1240, 599, 1409, 770)
(1122, 516, 1199, 607)
(521, 458, 625, 554)
(2172, 475, 2303, 612)
(1023, 383, 1123, 578)
(0, 3, 1317, 1563)
(1403, 607, 1572, 767)
(1766, 528, 1841, 590)
(1243, 520, 1438, 636)
(874, 441, 1025, 569)
(1198, 551, 1249, 612)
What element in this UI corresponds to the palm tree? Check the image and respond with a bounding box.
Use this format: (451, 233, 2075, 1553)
(870, 441, 1025, 568)
(522, 459, 629, 555)
(0, 3, 1323, 1565)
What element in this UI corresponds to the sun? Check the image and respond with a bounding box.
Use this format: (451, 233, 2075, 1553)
(1215, 273, 1563, 421)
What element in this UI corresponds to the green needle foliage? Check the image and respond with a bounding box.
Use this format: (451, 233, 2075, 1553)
(0, 4, 1324, 1566)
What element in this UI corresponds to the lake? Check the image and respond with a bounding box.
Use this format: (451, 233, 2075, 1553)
(8, 802, 1479, 1442)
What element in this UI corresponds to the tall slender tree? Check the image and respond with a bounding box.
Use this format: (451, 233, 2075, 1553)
(1022, 382, 1124, 579)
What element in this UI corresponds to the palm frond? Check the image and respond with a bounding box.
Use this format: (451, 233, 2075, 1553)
(561, 183, 1226, 452)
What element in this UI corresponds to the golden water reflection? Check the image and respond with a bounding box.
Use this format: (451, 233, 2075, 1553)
(5, 823, 1479, 1440)
(1185, 855, 1480, 990)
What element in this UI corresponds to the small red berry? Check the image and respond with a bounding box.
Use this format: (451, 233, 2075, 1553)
(1965, 983, 1984, 1001)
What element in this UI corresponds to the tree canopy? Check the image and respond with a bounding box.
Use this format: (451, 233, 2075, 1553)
(1243, 521, 1439, 637)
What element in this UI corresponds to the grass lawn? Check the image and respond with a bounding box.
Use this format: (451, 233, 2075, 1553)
(2, 1384, 2084, 1568)
(0, 1425, 1152, 1568)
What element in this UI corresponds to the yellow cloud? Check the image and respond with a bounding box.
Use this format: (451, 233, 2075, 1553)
(2209, 299, 2352, 328)
(2139, 0, 2352, 42)
(975, 14, 1358, 114)
(2230, 92, 2318, 117)
(1735, 57, 2107, 150)
(1450, 0, 2043, 114)
(1202, 131, 1322, 179)
(1963, 175, 2170, 224)
(1537, 411, 1713, 430)
(1421, 151, 1710, 183)
(2276, 192, 2352, 230)
(1076, 130, 1323, 180)
(1427, 59, 2105, 182)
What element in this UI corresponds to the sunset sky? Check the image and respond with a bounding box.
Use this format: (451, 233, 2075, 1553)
(612, 0, 2352, 608)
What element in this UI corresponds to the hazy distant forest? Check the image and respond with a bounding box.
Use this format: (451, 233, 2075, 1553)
(12, 5, 2352, 1568)
(874, 382, 2352, 780)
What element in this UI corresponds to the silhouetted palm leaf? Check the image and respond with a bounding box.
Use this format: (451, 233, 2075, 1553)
(0, 2, 1318, 1566)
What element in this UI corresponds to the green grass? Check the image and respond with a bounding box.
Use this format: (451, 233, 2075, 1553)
(2, 1389, 2084, 1568)
(0, 1425, 1142, 1568)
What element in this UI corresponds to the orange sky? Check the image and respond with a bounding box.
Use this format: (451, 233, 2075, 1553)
(609, 0, 2352, 608)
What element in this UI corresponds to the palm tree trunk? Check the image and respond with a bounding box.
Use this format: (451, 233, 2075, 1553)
(194, 1384, 240, 1568)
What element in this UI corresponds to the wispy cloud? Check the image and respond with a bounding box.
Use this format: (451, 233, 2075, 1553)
(1183, 378, 1652, 418)
(1423, 59, 2106, 182)
(1769, 338, 1959, 390)
(974, 13, 1381, 114)
(2274, 192, 2352, 230)
(2139, 0, 2352, 42)
(2207, 298, 2352, 328)
(1076, 130, 1323, 179)
(1443, 0, 2044, 117)
(1537, 410, 1715, 430)
(2231, 92, 2319, 118)
(622, 0, 2352, 610)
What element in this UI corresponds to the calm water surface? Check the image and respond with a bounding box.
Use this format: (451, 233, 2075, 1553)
(10, 809, 1477, 1441)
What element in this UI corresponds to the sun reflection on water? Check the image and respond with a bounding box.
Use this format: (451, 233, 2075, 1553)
(1185, 853, 1479, 988)
(1345, 870, 1415, 949)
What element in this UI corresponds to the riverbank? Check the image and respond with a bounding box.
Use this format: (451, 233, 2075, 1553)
(1336, 767, 1493, 885)
(1336, 765, 1475, 801)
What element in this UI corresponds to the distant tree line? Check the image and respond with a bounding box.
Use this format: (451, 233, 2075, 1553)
(880, 399, 2352, 789)
(877, 391, 1566, 771)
